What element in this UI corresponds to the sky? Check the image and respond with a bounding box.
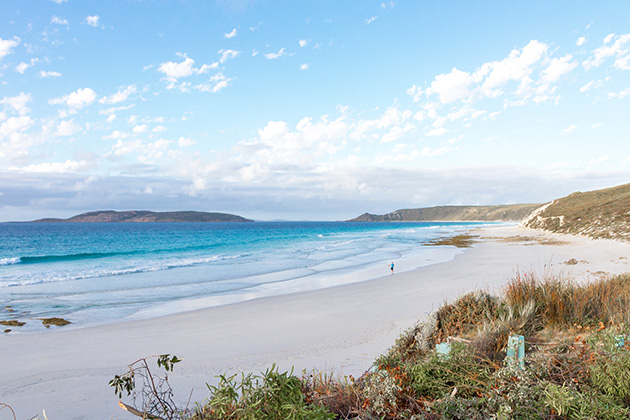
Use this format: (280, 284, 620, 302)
(1, 1, 630, 221)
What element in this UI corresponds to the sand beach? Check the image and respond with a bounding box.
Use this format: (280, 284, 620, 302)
(2, 224, 630, 419)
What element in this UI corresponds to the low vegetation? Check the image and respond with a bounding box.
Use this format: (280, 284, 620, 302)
(523, 182, 630, 241)
(107, 272, 630, 420)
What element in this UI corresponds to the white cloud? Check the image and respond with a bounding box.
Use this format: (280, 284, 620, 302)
(132, 124, 149, 133)
(300, 63, 309, 70)
(158, 55, 196, 80)
(15, 62, 30, 74)
(299, 39, 307, 47)
(111, 138, 173, 163)
(49, 88, 97, 110)
(153, 125, 167, 132)
(541, 54, 577, 82)
(426, 127, 447, 137)
(583, 33, 630, 70)
(479, 40, 548, 94)
(0, 116, 33, 139)
(56, 120, 81, 136)
(426, 67, 474, 103)
(352, 106, 412, 139)
(50, 0, 67, 4)
(178, 137, 196, 147)
(408, 39, 567, 113)
(381, 124, 413, 143)
(194, 73, 230, 93)
(421, 145, 452, 156)
(1, 92, 31, 116)
(218, 49, 239, 63)
(224, 28, 238, 39)
(579, 80, 597, 92)
(106, 114, 116, 123)
(84, 15, 100, 27)
(588, 155, 609, 166)
(608, 88, 630, 99)
(15, 58, 39, 74)
(365, 16, 377, 25)
(158, 53, 226, 90)
(562, 124, 578, 133)
(576, 36, 586, 46)
(17, 160, 87, 173)
(265, 48, 286, 59)
(406, 85, 423, 102)
(99, 104, 135, 115)
(0, 37, 20, 61)
(98, 85, 137, 104)
(103, 130, 129, 140)
(38, 70, 62, 78)
(51, 15, 69, 25)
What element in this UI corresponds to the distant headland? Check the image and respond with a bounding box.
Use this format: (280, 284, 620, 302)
(31, 210, 254, 223)
(348, 203, 541, 222)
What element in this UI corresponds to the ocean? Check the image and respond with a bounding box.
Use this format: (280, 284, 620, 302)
(0, 221, 493, 332)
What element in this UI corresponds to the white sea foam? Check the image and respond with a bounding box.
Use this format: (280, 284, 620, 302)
(0, 257, 20, 266)
(0, 254, 244, 288)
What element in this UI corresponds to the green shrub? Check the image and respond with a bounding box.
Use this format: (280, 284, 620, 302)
(406, 343, 494, 400)
(590, 347, 630, 403)
(194, 365, 334, 420)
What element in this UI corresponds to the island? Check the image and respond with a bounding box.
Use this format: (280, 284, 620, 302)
(31, 210, 254, 223)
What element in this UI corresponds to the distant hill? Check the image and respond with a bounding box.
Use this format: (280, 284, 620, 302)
(522, 183, 630, 241)
(33, 210, 254, 223)
(348, 204, 541, 222)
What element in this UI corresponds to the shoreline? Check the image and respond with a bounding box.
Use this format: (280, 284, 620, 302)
(1, 220, 478, 333)
(2, 225, 630, 419)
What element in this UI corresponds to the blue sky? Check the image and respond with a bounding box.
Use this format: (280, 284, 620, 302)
(1, 1, 629, 221)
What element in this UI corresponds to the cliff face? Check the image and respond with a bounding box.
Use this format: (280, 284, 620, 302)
(522, 183, 630, 241)
(33, 210, 254, 223)
(349, 204, 541, 222)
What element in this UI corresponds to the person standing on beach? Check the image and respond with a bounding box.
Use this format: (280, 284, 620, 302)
(390, 262, 394, 274)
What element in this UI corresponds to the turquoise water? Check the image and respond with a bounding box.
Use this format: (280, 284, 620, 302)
(0, 221, 491, 331)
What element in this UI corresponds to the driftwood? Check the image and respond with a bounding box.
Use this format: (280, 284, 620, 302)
(119, 401, 166, 420)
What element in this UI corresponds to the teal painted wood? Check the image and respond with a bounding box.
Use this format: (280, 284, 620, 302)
(506, 334, 525, 370)
(436, 342, 452, 358)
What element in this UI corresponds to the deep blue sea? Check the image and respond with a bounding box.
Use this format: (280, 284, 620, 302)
(0, 221, 493, 331)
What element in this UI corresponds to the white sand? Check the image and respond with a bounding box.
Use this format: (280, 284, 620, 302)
(2, 225, 630, 419)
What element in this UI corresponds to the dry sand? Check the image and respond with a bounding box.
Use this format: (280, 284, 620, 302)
(2, 225, 630, 419)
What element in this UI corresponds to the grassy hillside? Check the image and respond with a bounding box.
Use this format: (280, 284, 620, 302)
(523, 183, 630, 241)
(349, 204, 540, 222)
(32, 210, 254, 223)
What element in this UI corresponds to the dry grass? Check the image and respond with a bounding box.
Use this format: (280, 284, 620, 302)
(503, 272, 630, 329)
(433, 291, 498, 342)
(302, 372, 361, 419)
